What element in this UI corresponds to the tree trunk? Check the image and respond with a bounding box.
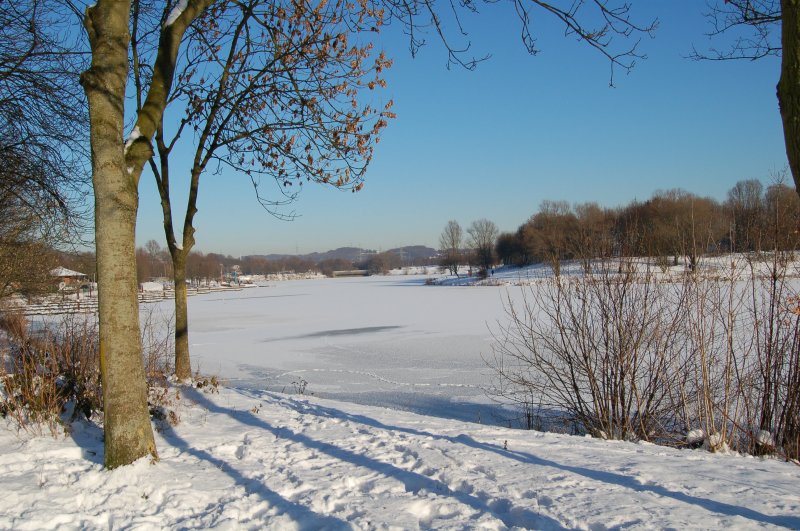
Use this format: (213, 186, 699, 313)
(81, 0, 157, 469)
(172, 250, 192, 381)
(779, 1, 800, 194)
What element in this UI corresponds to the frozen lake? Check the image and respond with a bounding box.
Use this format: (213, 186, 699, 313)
(173, 275, 521, 424)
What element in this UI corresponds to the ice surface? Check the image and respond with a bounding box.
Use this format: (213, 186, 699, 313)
(165, 275, 517, 424)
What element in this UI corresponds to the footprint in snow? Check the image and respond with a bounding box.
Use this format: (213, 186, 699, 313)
(471, 464, 497, 481)
(235, 445, 247, 460)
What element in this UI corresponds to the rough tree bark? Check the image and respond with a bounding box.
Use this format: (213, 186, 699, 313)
(779, 1, 800, 193)
(150, 125, 200, 383)
(172, 249, 191, 380)
(81, 0, 213, 468)
(80, 0, 157, 468)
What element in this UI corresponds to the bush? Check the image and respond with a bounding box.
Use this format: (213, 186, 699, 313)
(0, 311, 101, 435)
(488, 254, 800, 460)
(0, 305, 180, 436)
(488, 260, 684, 441)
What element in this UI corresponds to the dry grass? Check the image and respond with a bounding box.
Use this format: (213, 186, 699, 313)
(0, 304, 191, 437)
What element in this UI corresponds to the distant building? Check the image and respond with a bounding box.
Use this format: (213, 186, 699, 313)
(50, 267, 88, 291)
(332, 270, 370, 277)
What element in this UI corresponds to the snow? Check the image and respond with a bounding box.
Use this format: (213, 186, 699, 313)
(758, 430, 776, 449)
(2, 386, 798, 529)
(686, 429, 706, 446)
(140, 281, 165, 292)
(433, 255, 799, 287)
(4, 267, 800, 528)
(123, 125, 141, 154)
(49, 266, 86, 278)
(164, 0, 188, 27)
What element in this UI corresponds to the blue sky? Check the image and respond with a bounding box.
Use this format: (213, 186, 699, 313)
(135, 1, 788, 256)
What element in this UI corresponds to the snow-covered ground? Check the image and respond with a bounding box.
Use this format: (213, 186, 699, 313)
(4, 266, 800, 528)
(435, 255, 800, 287)
(2, 386, 798, 529)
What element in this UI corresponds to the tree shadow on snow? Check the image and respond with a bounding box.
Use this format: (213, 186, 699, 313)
(66, 419, 105, 465)
(182, 387, 567, 530)
(158, 416, 351, 530)
(265, 393, 800, 530)
(311, 390, 517, 428)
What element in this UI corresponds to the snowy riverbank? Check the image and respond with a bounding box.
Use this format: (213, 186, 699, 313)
(2, 385, 798, 529)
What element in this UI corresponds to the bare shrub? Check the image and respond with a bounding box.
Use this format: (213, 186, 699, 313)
(488, 260, 688, 442)
(0, 311, 28, 341)
(194, 374, 220, 393)
(489, 253, 800, 460)
(52, 314, 102, 421)
(0, 311, 100, 435)
(0, 304, 186, 436)
(742, 254, 800, 459)
(140, 305, 174, 388)
(670, 266, 748, 452)
(679, 254, 800, 458)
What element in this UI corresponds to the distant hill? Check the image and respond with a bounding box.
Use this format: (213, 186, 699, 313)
(246, 245, 438, 265)
(386, 245, 439, 262)
(306, 247, 377, 263)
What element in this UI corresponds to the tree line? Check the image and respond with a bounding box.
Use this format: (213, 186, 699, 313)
(58, 241, 437, 285)
(440, 179, 800, 277)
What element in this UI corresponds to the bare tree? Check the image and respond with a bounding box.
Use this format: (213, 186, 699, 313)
(0, 1, 87, 212)
(0, 1, 88, 297)
(572, 202, 615, 270)
(142, 0, 393, 381)
(438, 220, 463, 276)
(467, 218, 499, 275)
(644, 190, 724, 271)
(693, 1, 781, 61)
(79, 0, 216, 468)
(725, 179, 765, 252)
(521, 201, 576, 275)
(382, 0, 656, 84)
(363, 251, 401, 275)
(495, 231, 525, 267)
(765, 180, 800, 250)
(0, 192, 59, 297)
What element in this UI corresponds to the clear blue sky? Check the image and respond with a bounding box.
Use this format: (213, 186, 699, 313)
(135, 1, 788, 257)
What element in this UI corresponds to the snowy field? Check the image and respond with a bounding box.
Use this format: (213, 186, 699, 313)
(175, 274, 518, 425)
(3, 267, 800, 528)
(2, 386, 799, 529)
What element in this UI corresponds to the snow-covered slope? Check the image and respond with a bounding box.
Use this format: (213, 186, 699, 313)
(2, 386, 798, 530)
